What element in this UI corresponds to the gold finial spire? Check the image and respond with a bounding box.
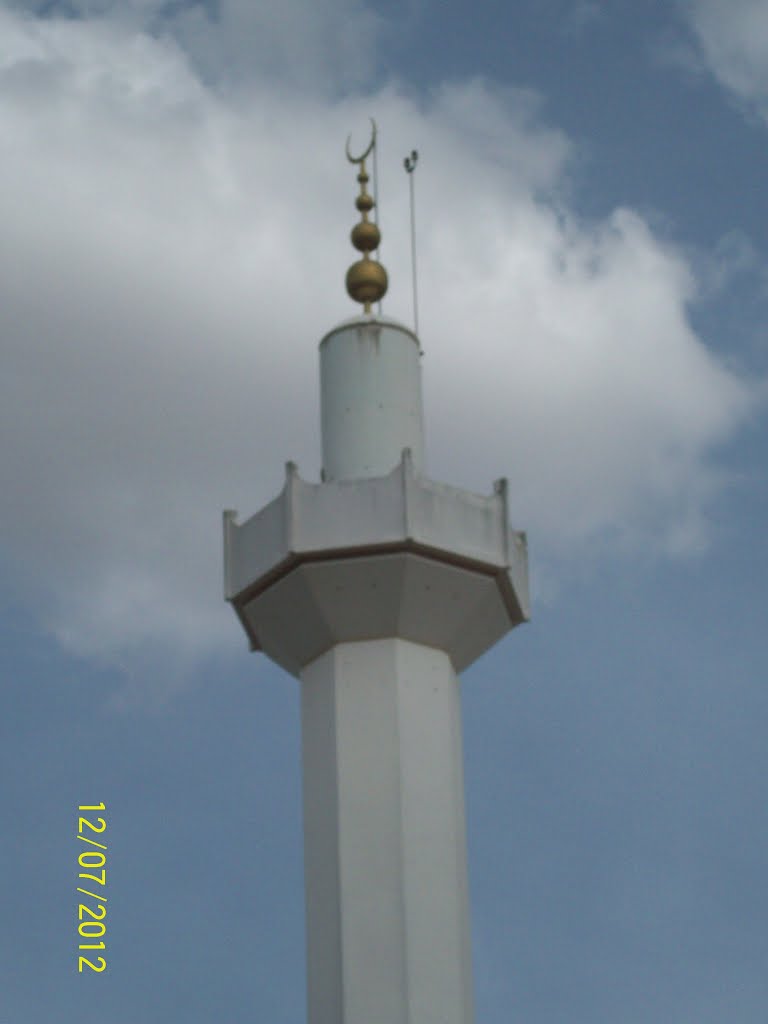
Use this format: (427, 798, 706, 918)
(345, 118, 388, 314)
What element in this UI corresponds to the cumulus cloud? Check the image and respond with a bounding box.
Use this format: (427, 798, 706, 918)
(424, 201, 748, 554)
(682, 0, 768, 119)
(0, 3, 756, 661)
(8, 0, 382, 93)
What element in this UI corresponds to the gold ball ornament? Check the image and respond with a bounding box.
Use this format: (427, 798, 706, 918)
(350, 220, 381, 253)
(346, 256, 388, 306)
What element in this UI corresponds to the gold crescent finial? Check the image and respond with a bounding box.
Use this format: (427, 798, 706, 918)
(345, 117, 377, 165)
(344, 118, 387, 314)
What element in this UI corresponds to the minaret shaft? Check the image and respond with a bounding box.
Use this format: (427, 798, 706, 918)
(301, 638, 474, 1024)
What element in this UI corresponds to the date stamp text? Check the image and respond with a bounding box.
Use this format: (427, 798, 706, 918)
(76, 803, 108, 973)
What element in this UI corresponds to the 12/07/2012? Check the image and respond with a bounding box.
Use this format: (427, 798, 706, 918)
(76, 803, 108, 973)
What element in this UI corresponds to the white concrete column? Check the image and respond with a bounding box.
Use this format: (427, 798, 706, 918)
(319, 317, 425, 481)
(300, 638, 474, 1024)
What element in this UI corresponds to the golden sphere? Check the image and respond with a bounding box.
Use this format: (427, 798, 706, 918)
(356, 193, 374, 213)
(346, 257, 388, 305)
(351, 220, 381, 253)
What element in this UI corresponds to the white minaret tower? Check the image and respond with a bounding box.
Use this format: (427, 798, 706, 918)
(224, 124, 529, 1024)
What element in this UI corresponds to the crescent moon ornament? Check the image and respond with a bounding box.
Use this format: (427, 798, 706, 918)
(345, 117, 377, 164)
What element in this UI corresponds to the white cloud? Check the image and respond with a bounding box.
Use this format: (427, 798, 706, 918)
(423, 202, 748, 554)
(8, 0, 382, 93)
(0, 5, 756, 661)
(682, 0, 768, 119)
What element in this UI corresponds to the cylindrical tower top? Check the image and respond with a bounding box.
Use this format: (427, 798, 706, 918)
(320, 315, 424, 482)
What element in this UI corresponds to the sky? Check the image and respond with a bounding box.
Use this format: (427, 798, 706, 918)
(2, 0, 768, 1021)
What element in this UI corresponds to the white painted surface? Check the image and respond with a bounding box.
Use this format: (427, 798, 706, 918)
(224, 450, 529, 671)
(224, 308, 529, 1024)
(234, 550, 521, 675)
(301, 638, 474, 1024)
(224, 454, 529, 626)
(320, 315, 425, 481)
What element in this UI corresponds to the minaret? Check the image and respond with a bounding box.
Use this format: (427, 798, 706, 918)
(224, 124, 529, 1024)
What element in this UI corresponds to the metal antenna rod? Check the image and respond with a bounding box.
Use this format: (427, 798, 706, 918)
(404, 149, 419, 337)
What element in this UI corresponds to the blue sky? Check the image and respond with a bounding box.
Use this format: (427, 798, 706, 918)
(2, 1, 768, 1021)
